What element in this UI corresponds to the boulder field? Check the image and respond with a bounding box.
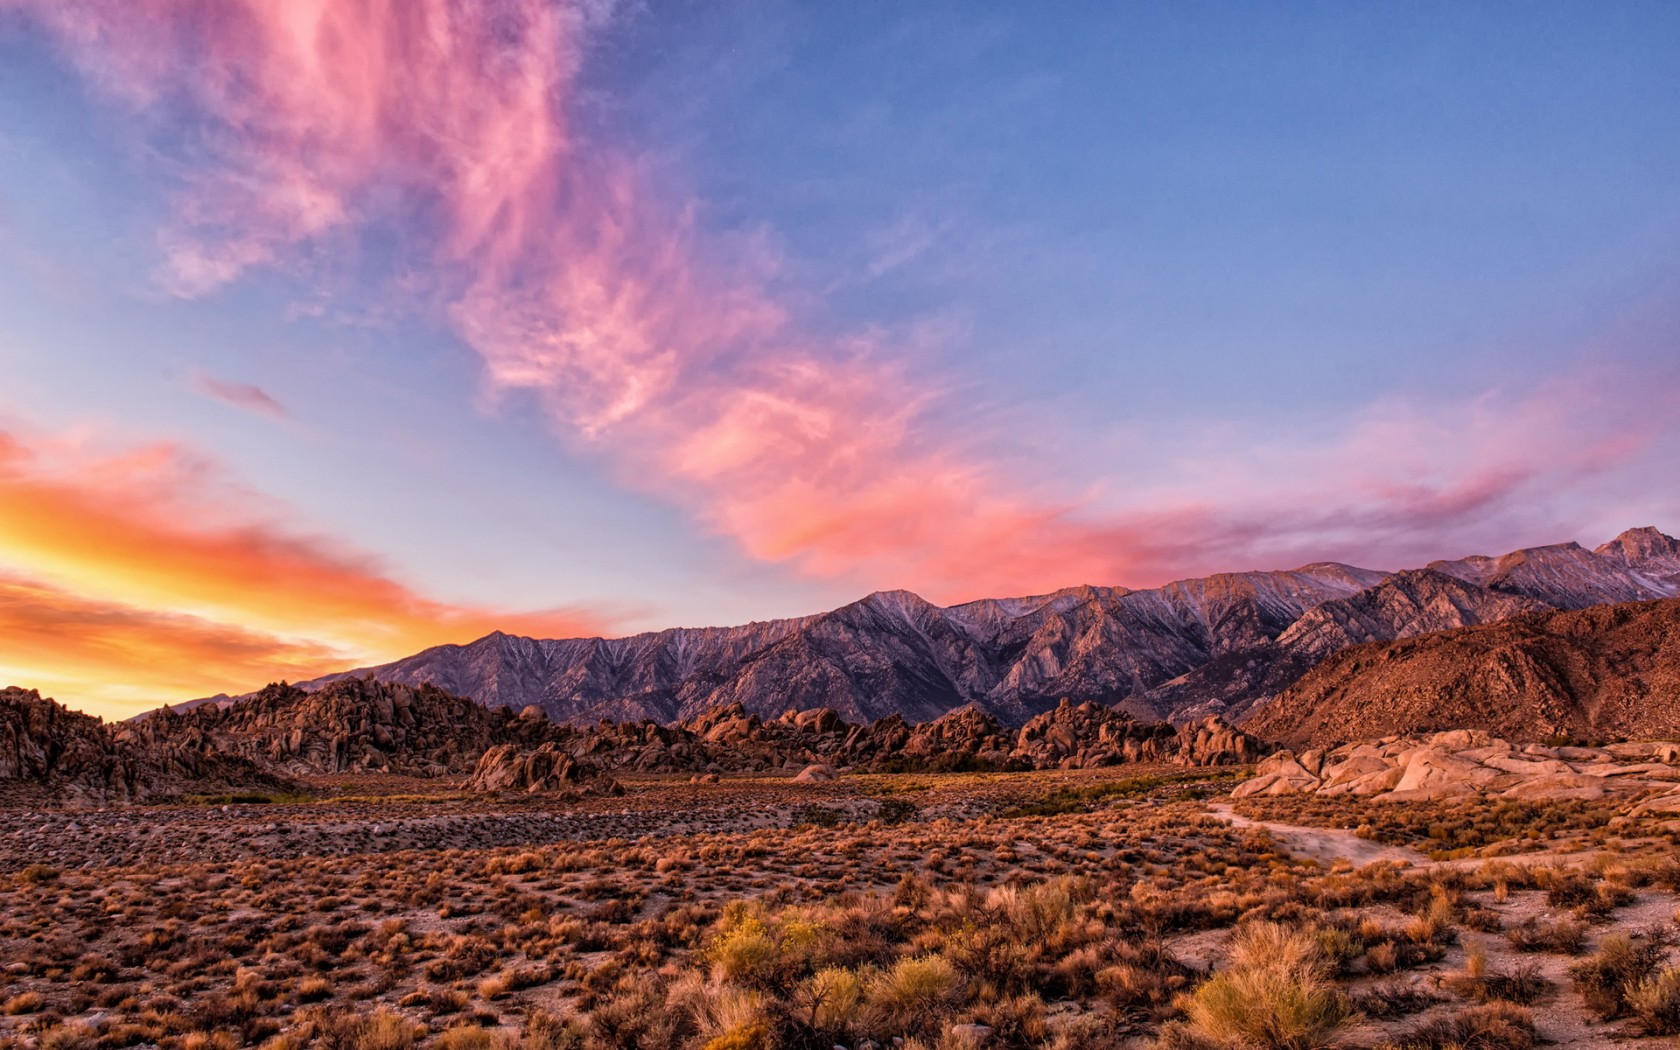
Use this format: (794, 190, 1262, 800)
(1234, 728, 1680, 810)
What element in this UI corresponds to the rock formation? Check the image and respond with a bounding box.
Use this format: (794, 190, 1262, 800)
(1, 687, 294, 802)
(465, 743, 623, 796)
(1233, 729, 1680, 804)
(121, 678, 556, 777)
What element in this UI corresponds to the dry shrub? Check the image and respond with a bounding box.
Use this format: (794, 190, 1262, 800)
(1444, 945, 1549, 1005)
(295, 977, 331, 1003)
(698, 1022, 771, 1050)
(1, 992, 43, 1015)
(433, 1025, 492, 1050)
(1179, 922, 1351, 1050)
(666, 972, 770, 1045)
(1384, 1001, 1535, 1050)
(37, 1024, 99, 1050)
(866, 954, 962, 1035)
(1504, 917, 1586, 955)
(794, 967, 863, 1035)
(1350, 982, 1443, 1020)
(505, 1010, 588, 1050)
(1568, 927, 1674, 1020)
(587, 979, 683, 1049)
(292, 1007, 425, 1050)
(1624, 966, 1680, 1036)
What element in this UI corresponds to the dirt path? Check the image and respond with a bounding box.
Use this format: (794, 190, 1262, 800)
(1205, 804, 1613, 873)
(1206, 803, 1425, 867)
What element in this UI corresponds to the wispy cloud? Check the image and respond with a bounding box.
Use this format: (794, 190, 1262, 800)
(5, 1, 1677, 609)
(190, 372, 287, 419)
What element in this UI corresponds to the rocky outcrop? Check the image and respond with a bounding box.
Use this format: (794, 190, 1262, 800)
(1010, 698, 1177, 768)
(1233, 730, 1680, 803)
(2, 688, 142, 800)
(1174, 716, 1267, 766)
(2, 687, 295, 802)
(466, 743, 622, 796)
(1245, 597, 1680, 747)
(266, 528, 1675, 733)
(124, 678, 557, 777)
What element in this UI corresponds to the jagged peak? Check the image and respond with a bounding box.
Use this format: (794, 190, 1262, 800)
(856, 588, 935, 609)
(849, 588, 940, 622)
(1597, 525, 1680, 560)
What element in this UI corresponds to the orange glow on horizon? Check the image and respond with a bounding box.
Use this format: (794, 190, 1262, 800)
(0, 428, 613, 720)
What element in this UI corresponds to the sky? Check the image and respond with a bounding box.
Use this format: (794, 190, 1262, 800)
(1, 1, 1678, 719)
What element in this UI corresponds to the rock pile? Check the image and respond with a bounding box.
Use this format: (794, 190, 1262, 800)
(1011, 699, 1176, 768)
(8, 676, 1270, 806)
(122, 678, 555, 776)
(1173, 715, 1268, 766)
(465, 743, 623, 796)
(2, 687, 295, 802)
(1, 687, 142, 800)
(1234, 729, 1680, 803)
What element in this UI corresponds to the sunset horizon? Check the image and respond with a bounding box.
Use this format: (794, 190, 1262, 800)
(3, 3, 1678, 718)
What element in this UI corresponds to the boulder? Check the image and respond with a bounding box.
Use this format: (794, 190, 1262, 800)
(1229, 729, 1680, 804)
(467, 743, 622, 796)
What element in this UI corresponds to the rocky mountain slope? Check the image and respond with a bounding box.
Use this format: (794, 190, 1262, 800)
(277, 526, 1677, 729)
(1246, 596, 1680, 746)
(1133, 569, 1551, 723)
(301, 566, 1387, 725)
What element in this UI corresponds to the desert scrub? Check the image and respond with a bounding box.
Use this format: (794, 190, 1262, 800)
(1568, 926, 1674, 1020)
(1443, 945, 1549, 1005)
(1171, 921, 1352, 1050)
(1504, 916, 1587, 955)
(703, 904, 833, 986)
(860, 954, 963, 1036)
(1004, 771, 1240, 818)
(1380, 1001, 1536, 1050)
(1233, 796, 1620, 854)
(1623, 966, 1680, 1035)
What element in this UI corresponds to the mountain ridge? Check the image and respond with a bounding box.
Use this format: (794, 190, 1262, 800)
(180, 526, 1678, 729)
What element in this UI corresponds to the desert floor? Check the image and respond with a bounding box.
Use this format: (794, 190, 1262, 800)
(4, 767, 1679, 1049)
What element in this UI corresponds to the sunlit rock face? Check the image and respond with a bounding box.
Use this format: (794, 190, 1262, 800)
(1246, 594, 1680, 747)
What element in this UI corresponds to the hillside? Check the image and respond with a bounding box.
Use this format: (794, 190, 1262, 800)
(1245, 596, 1680, 746)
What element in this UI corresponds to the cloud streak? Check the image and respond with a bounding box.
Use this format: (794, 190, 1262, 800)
(191, 372, 287, 419)
(5, 0, 1678, 611)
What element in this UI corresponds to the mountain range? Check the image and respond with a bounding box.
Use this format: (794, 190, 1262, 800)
(242, 526, 1680, 730)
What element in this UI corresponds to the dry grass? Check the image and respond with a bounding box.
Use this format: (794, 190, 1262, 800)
(1171, 922, 1352, 1050)
(2, 766, 1679, 1049)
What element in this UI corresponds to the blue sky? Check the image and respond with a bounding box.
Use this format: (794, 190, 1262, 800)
(0, 2, 1676, 714)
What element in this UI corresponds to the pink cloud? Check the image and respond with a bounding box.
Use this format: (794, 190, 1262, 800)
(6, 2, 1677, 604)
(191, 372, 287, 419)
